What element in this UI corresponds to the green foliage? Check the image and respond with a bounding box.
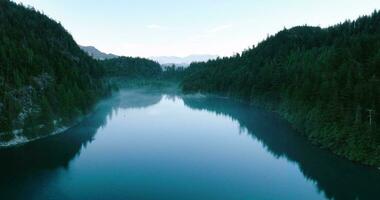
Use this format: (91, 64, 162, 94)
(101, 59, 185, 88)
(182, 11, 380, 166)
(161, 65, 186, 81)
(100, 57, 162, 78)
(0, 0, 109, 136)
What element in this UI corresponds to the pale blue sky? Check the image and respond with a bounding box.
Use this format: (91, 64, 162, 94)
(13, 0, 380, 57)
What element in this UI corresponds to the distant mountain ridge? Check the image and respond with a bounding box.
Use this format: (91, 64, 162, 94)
(80, 46, 217, 66)
(151, 55, 218, 67)
(80, 45, 119, 60)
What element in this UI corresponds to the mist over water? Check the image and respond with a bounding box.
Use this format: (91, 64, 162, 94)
(0, 88, 379, 200)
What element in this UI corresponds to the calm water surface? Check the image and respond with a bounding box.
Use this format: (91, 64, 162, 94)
(0, 88, 379, 200)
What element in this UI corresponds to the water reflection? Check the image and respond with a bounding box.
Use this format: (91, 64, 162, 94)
(0, 89, 379, 200)
(0, 89, 164, 199)
(183, 95, 380, 200)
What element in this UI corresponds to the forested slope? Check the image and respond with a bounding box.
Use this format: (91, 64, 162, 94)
(100, 57, 162, 78)
(182, 11, 380, 166)
(0, 0, 110, 142)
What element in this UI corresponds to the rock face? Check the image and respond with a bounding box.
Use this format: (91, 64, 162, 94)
(80, 45, 119, 60)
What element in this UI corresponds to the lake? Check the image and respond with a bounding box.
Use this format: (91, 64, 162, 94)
(0, 88, 379, 200)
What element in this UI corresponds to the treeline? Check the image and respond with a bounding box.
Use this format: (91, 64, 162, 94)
(161, 65, 186, 81)
(99, 58, 186, 87)
(182, 11, 380, 165)
(0, 0, 110, 140)
(100, 57, 162, 78)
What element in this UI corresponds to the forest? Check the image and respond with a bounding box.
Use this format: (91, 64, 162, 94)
(100, 57, 162, 78)
(182, 11, 380, 166)
(0, 0, 110, 140)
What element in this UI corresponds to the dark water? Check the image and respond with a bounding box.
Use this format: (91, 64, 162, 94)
(0, 89, 379, 200)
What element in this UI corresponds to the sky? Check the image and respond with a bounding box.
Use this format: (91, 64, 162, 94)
(13, 0, 380, 57)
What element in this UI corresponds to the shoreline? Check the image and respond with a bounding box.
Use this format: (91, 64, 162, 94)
(0, 113, 91, 148)
(0, 93, 115, 149)
(184, 90, 380, 169)
(0, 97, 107, 148)
(0, 126, 71, 148)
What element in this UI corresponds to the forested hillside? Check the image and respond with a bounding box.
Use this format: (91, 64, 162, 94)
(0, 0, 110, 142)
(100, 57, 162, 78)
(182, 11, 380, 166)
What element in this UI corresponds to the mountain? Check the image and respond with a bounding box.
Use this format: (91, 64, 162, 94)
(182, 11, 380, 166)
(80, 45, 118, 60)
(0, 0, 109, 144)
(151, 55, 218, 67)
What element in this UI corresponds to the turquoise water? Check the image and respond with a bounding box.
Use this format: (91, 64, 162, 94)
(0, 89, 379, 200)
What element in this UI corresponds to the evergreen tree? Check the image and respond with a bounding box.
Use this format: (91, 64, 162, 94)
(181, 11, 380, 166)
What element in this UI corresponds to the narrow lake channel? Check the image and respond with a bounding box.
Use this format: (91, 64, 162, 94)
(0, 88, 379, 200)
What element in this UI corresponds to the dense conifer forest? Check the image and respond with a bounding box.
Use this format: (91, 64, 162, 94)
(0, 0, 110, 140)
(100, 57, 162, 78)
(182, 11, 380, 165)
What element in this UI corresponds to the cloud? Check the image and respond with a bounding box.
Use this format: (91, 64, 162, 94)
(187, 24, 233, 42)
(207, 24, 232, 33)
(146, 24, 167, 30)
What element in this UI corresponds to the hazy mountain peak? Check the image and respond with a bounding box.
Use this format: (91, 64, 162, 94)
(151, 54, 218, 67)
(80, 45, 119, 60)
